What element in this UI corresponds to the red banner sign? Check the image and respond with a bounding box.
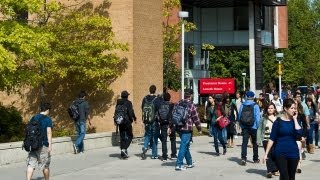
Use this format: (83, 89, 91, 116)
(199, 78, 236, 94)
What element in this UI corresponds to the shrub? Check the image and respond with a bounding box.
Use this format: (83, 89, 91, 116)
(197, 104, 206, 123)
(0, 105, 25, 143)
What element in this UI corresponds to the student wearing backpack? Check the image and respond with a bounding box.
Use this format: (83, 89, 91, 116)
(238, 91, 261, 166)
(170, 89, 202, 171)
(114, 90, 137, 159)
(26, 103, 53, 180)
(141, 85, 161, 160)
(72, 91, 92, 154)
(157, 92, 175, 161)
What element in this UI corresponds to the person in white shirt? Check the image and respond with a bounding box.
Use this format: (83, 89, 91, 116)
(271, 92, 283, 113)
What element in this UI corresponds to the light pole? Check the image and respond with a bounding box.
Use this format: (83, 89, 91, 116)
(179, 11, 188, 99)
(242, 72, 246, 91)
(276, 53, 284, 99)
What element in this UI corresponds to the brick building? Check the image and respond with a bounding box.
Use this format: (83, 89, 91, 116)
(0, 0, 163, 136)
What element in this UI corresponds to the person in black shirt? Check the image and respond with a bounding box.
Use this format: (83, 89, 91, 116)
(115, 90, 137, 159)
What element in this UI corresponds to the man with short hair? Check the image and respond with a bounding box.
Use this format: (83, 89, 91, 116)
(141, 85, 161, 159)
(73, 90, 92, 154)
(115, 90, 137, 159)
(26, 103, 53, 180)
(271, 92, 283, 113)
(158, 92, 176, 161)
(238, 91, 260, 166)
(171, 89, 202, 171)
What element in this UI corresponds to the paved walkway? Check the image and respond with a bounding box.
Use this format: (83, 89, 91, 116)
(0, 136, 319, 180)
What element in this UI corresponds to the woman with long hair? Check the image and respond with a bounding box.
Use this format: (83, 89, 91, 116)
(262, 98, 302, 180)
(257, 102, 279, 178)
(225, 96, 238, 148)
(206, 94, 227, 155)
(306, 97, 318, 154)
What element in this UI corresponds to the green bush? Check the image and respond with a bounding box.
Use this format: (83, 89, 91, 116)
(197, 105, 206, 123)
(0, 105, 25, 143)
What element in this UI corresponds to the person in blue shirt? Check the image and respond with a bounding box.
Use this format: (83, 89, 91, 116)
(26, 103, 53, 180)
(262, 98, 303, 180)
(238, 91, 261, 165)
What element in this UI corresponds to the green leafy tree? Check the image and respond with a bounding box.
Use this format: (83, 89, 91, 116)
(0, 0, 128, 92)
(209, 50, 249, 89)
(163, 0, 196, 91)
(263, 0, 320, 86)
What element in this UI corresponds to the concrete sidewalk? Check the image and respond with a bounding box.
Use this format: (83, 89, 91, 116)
(0, 136, 319, 180)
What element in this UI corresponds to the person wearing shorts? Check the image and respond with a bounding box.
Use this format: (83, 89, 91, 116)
(26, 103, 53, 180)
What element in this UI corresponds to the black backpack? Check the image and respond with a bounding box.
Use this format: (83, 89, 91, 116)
(142, 97, 156, 124)
(158, 102, 171, 124)
(240, 103, 255, 127)
(23, 116, 45, 152)
(172, 101, 189, 127)
(114, 104, 128, 125)
(67, 101, 82, 121)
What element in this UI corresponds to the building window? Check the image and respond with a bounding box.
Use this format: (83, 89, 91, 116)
(234, 7, 248, 30)
(261, 6, 273, 31)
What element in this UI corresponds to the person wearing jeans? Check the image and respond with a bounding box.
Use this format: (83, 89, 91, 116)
(75, 121, 86, 153)
(141, 85, 161, 160)
(206, 94, 227, 155)
(73, 91, 91, 154)
(170, 89, 202, 171)
(142, 121, 160, 159)
(238, 91, 261, 165)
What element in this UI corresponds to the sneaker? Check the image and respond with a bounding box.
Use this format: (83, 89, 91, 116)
(266, 172, 272, 178)
(272, 171, 280, 176)
(215, 152, 220, 156)
(162, 159, 167, 162)
(234, 135, 238, 139)
(141, 148, 147, 160)
(73, 144, 78, 154)
(175, 166, 187, 171)
(240, 159, 247, 166)
(186, 162, 195, 168)
(121, 149, 129, 158)
(170, 156, 177, 160)
(223, 148, 227, 155)
(151, 156, 159, 159)
(253, 159, 260, 164)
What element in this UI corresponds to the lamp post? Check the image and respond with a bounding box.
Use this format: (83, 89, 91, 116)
(276, 53, 284, 99)
(242, 72, 246, 91)
(179, 11, 188, 99)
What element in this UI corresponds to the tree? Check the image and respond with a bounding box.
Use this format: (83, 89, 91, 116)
(0, 0, 128, 92)
(263, 0, 320, 87)
(163, 0, 196, 91)
(209, 50, 249, 89)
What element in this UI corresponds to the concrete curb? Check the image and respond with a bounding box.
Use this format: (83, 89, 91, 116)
(0, 132, 143, 166)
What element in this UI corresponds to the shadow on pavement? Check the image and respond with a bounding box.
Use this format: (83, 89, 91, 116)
(246, 168, 265, 177)
(161, 161, 176, 167)
(32, 177, 45, 180)
(227, 157, 242, 165)
(310, 159, 320, 162)
(197, 151, 217, 156)
(108, 153, 121, 159)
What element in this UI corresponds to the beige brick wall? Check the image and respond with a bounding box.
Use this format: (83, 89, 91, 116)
(0, 0, 163, 137)
(132, 0, 163, 135)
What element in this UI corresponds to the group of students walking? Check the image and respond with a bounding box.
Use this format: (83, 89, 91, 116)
(115, 85, 202, 170)
(23, 86, 320, 180)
